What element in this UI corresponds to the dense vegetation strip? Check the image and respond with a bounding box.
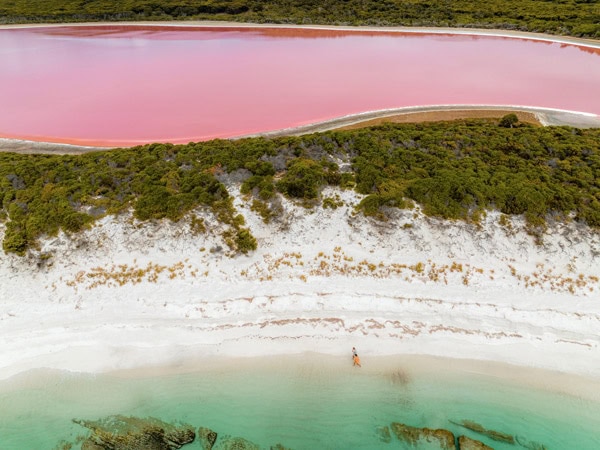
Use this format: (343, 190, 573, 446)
(1, 0, 599, 38)
(1, 119, 600, 255)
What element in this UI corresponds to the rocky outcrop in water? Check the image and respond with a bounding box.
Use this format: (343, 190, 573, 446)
(458, 435, 493, 450)
(81, 441, 105, 450)
(212, 435, 260, 450)
(196, 426, 262, 450)
(390, 422, 455, 449)
(451, 420, 514, 444)
(198, 427, 218, 450)
(74, 415, 195, 450)
(71, 417, 285, 450)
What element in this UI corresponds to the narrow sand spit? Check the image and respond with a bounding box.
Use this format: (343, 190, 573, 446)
(246, 105, 600, 138)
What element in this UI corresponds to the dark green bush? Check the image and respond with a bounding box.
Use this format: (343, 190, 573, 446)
(1, 120, 599, 255)
(244, 161, 275, 177)
(276, 158, 325, 199)
(1, 0, 598, 38)
(241, 175, 275, 200)
(235, 228, 257, 253)
(499, 113, 519, 128)
(63, 212, 93, 232)
(2, 223, 28, 255)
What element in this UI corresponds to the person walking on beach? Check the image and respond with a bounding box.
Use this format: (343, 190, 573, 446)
(352, 347, 361, 367)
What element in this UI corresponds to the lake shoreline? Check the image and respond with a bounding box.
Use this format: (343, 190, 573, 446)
(1, 105, 599, 154)
(1, 20, 599, 48)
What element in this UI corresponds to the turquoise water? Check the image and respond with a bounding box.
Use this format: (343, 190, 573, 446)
(1, 357, 599, 449)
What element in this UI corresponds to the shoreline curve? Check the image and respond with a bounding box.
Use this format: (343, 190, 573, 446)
(239, 104, 600, 139)
(1, 105, 598, 154)
(1, 20, 599, 49)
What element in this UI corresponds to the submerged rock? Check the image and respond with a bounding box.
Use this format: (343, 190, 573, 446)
(213, 435, 260, 450)
(81, 441, 105, 450)
(388, 370, 410, 386)
(516, 436, 547, 450)
(198, 427, 218, 450)
(376, 425, 392, 443)
(391, 422, 455, 449)
(52, 441, 74, 450)
(458, 435, 494, 450)
(74, 415, 195, 450)
(451, 420, 514, 444)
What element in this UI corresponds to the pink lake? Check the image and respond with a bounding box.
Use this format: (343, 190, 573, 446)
(1, 25, 599, 147)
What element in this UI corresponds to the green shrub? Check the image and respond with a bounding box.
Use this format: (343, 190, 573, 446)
(499, 113, 519, 128)
(276, 158, 325, 199)
(1, 0, 598, 38)
(1, 120, 599, 255)
(244, 161, 275, 177)
(241, 175, 275, 200)
(322, 196, 344, 209)
(63, 212, 93, 232)
(251, 199, 273, 223)
(235, 228, 257, 253)
(2, 224, 28, 255)
(189, 215, 207, 234)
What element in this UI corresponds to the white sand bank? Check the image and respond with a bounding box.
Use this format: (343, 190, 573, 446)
(1, 189, 599, 383)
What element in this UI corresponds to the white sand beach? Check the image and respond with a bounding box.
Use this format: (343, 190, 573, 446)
(0, 21, 599, 450)
(1, 188, 598, 385)
(0, 20, 599, 394)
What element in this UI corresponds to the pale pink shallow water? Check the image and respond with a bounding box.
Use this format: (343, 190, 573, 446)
(1, 26, 599, 147)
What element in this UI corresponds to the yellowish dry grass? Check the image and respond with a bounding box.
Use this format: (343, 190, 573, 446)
(335, 110, 541, 131)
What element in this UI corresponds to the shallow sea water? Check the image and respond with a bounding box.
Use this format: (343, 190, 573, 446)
(0, 356, 599, 449)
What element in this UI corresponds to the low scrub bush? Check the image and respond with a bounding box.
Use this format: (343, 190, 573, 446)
(1, 1, 598, 38)
(1, 120, 599, 255)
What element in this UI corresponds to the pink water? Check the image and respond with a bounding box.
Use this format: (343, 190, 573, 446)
(1, 26, 599, 147)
